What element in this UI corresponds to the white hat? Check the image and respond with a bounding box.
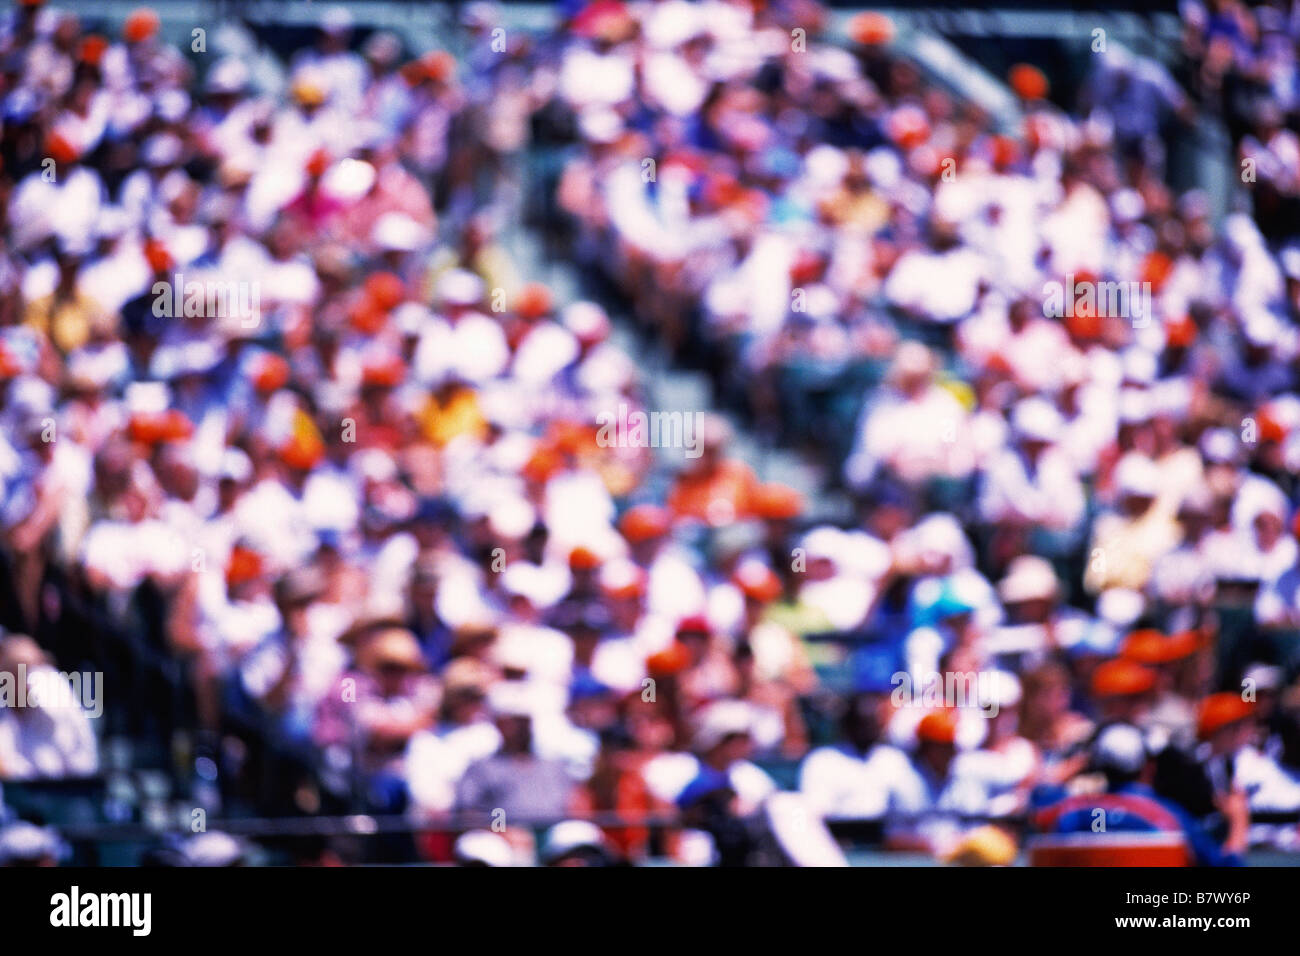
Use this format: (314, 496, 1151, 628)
(437, 269, 485, 307)
(1200, 427, 1240, 464)
(372, 212, 428, 252)
(206, 58, 250, 94)
(578, 107, 624, 144)
(1120, 348, 1157, 386)
(488, 496, 536, 540)
(0, 822, 64, 865)
(561, 301, 611, 343)
(542, 820, 608, 863)
(322, 158, 376, 200)
(1094, 723, 1147, 775)
(997, 555, 1058, 604)
(1114, 453, 1159, 498)
(692, 700, 754, 752)
(181, 831, 245, 866)
(1011, 397, 1063, 442)
(142, 133, 183, 168)
(1118, 388, 1153, 425)
(454, 830, 514, 867)
(486, 679, 536, 716)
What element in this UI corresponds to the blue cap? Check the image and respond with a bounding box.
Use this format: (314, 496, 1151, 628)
(675, 765, 733, 810)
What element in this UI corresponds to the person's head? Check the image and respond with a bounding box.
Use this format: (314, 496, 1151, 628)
(915, 710, 959, 776)
(1090, 659, 1157, 724)
(997, 556, 1059, 624)
(1197, 693, 1257, 756)
(1093, 722, 1149, 789)
(487, 683, 535, 754)
(0, 822, 63, 867)
(357, 627, 427, 695)
(841, 692, 889, 752)
(675, 616, 712, 666)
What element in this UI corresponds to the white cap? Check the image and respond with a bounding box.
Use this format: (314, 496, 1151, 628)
(542, 820, 608, 862)
(1094, 723, 1147, 775)
(322, 158, 376, 200)
(181, 831, 245, 866)
(437, 269, 485, 307)
(454, 830, 514, 867)
(0, 822, 64, 865)
(1011, 397, 1063, 442)
(372, 212, 428, 252)
(692, 700, 754, 752)
(1114, 453, 1159, 498)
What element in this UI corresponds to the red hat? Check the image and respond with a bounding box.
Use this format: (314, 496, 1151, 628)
(732, 563, 782, 603)
(78, 35, 109, 66)
(521, 447, 564, 484)
(361, 354, 406, 388)
(45, 131, 79, 166)
(364, 272, 406, 312)
(128, 409, 193, 445)
(250, 353, 290, 393)
(280, 432, 325, 471)
(646, 642, 690, 677)
(620, 504, 672, 543)
(1120, 629, 1189, 665)
(349, 299, 389, 336)
(568, 547, 602, 572)
(1197, 693, 1255, 740)
(1165, 315, 1198, 349)
(848, 11, 895, 46)
(225, 546, 264, 587)
(752, 483, 804, 521)
(305, 148, 331, 178)
(676, 615, 712, 638)
(143, 239, 174, 275)
(917, 709, 959, 745)
(1008, 64, 1049, 101)
(124, 8, 161, 44)
(515, 283, 553, 320)
(1091, 659, 1156, 698)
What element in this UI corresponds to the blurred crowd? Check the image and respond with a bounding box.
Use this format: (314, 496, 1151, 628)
(1180, 0, 1300, 240)
(1, 0, 1300, 866)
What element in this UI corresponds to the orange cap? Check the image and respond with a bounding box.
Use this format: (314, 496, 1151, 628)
(45, 131, 79, 165)
(250, 353, 290, 393)
(521, 447, 564, 484)
(128, 410, 192, 445)
(349, 299, 389, 336)
(280, 432, 324, 471)
(848, 11, 895, 46)
(732, 563, 783, 603)
(305, 148, 331, 178)
(361, 354, 405, 388)
(646, 642, 690, 677)
(1197, 693, 1255, 740)
(620, 504, 672, 543)
(78, 35, 109, 66)
(515, 282, 553, 320)
(1091, 659, 1157, 698)
(364, 272, 406, 311)
(1008, 64, 1049, 101)
(752, 482, 804, 521)
(1120, 629, 1186, 665)
(917, 709, 959, 745)
(1165, 315, 1198, 349)
(143, 239, 173, 275)
(225, 546, 263, 586)
(568, 547, 602, 572)
(124, 8, 160, 44)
